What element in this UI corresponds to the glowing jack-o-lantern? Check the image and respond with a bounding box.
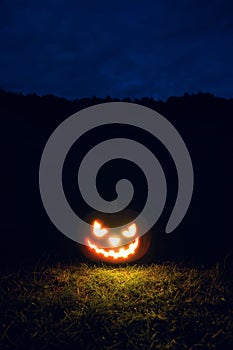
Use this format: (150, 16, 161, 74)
(88, 220, 139, 260)
(82, 217, 151, 263)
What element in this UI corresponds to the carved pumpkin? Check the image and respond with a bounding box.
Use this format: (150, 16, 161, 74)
(82, 211, 151, 263)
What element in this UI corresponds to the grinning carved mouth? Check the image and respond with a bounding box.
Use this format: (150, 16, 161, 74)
(87, 238, 139, 259)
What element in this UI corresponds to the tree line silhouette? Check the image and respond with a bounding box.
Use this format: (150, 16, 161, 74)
(1, 88, 232, 270)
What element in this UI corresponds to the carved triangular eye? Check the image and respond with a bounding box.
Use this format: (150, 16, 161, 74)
(93, 220, 108, 237)
(122, 223, 136, 237)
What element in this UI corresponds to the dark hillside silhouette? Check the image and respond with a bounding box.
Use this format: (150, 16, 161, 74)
(1, 89, 232, 270)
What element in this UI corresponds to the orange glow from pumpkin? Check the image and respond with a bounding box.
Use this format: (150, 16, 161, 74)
(87, 238, 139, 259)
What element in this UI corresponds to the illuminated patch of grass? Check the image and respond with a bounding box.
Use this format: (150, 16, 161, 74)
(0, 263, 233, 349)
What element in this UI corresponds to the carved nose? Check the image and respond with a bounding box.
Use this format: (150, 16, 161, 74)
(109, 237, 120, 246)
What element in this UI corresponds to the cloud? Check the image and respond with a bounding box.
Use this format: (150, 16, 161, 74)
(0, 0, 232, 99)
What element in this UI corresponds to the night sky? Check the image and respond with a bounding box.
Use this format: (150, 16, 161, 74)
(1, 0, 233, 100)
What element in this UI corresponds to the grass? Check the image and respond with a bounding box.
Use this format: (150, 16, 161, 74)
(0, 262, 233, 350)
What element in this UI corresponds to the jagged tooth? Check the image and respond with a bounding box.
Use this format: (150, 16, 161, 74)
(88, 237, 139, 259)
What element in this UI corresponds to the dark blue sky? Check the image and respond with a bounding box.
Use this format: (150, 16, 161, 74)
(0, 0, 232, 100)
